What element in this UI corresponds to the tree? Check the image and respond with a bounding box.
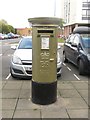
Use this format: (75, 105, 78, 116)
(59, 19, 65, 35)
(1, 19, 8, 25)
(8, 25, 15, 33)
(0, 23, 2, 33)
(2, 23, 10, 34)
(0, 19, 15, 34)
(59, 18, 65, 29)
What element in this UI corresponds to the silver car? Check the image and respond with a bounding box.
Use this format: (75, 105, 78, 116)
(10, 36, 62, 78)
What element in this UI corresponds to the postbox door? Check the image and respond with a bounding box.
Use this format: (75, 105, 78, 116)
(40, 35, 57, 83)
(32, 28, 57, 83)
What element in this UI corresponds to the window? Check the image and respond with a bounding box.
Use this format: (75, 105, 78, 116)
(82, 0, 87, 2)
(82, 2, 90, 7)
(82, 16, 90, 20)
(82, 0, 90, 2)
(82, 38, 90, 48)
(82, 9, 90, 20)
(67, 35, 75, 44)
(88, 10, 90, 15)
(18, 38, 32, 49)
(82, 1, 90, 19)
(82, 10, 87, 16)
(73, 36, 80, 45)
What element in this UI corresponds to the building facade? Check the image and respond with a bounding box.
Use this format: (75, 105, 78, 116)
(16, 27, 32, 36)
(62, 0, 90, 37)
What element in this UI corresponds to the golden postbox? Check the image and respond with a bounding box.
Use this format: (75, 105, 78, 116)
(28, 17, 61, 105)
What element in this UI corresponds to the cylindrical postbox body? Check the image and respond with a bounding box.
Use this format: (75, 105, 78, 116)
(28, 17, 61, 105)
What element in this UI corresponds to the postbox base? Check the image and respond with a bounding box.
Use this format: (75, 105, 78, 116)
(31, 81, 57, 105)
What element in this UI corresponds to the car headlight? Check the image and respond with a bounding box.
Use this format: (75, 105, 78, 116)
(12, 56, 22, 65)
(87, 54, 90, 61)
(57, 51, 61, 63)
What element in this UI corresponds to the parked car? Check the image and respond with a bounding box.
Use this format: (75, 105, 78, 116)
(14, 34, 20, 38)
(63, 26, 90, 75)
(3, 34, 8, 39)
(7, 33, 15, 39)
(10, 36, 62, 78)
(0, 33, 4, 40)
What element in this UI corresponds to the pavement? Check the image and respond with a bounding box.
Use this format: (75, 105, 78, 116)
(0, 79, 89, 120)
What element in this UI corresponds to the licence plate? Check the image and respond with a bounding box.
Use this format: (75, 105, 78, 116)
(26, 67, 32, 71)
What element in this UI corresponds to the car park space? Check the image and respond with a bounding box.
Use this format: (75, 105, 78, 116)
(9, 36, 62, 79)
(63, 26, 90, 75)
(1, 38, 89, 81)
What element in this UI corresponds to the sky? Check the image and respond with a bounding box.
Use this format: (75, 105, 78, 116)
(0, 0, 62, 28)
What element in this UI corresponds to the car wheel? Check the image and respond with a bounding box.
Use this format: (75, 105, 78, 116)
(63, 52, 68, 63)
(10, 67, 16, 78)
(57, 73, 61, 78)
(79, 59, 85, 75)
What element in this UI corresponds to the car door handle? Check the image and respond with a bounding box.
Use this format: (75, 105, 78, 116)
(49, 58, 54, 62)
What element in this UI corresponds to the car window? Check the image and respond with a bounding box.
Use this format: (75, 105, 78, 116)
(73, 36, 80, 45)
(18, 38, 32, 49)
(82, 37, 90, 48)
(66, 35, 75, 44)
(80, 34, 90, 48)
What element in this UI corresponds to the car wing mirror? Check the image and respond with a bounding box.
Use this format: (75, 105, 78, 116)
(11, 45, 17, 50)
(71, 43, 77, 47)
(58, 44, 61, 49)
(77, 44, 82, 50)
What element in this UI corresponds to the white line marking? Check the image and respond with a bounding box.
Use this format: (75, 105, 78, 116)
(63, 63, 66, 66)
(67, 66, 71, 71)
(0, 54, 2, 56)
(6, 73, 11, 80)
(74, 74, 80, 80)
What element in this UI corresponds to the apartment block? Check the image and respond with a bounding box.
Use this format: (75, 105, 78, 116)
(62, 0, 90, 37)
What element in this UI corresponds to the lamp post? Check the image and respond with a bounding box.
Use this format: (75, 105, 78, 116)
(54, 0, 56, 16)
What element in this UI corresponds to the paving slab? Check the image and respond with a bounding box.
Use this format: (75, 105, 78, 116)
(71, 82, 88, 90)
(88, 108, 90, 118)
(77, 90, 88, 98)
(41, 118, 71, 120)
(0, 81, 2, 90)
(0, 110, 2, 120)
(41, 109, 69, 118)
(21, 81, 31, 89)
(0, 99, 2, 110)
(0, 90, 2, 101)
(1, 80, 89, 119)
(57, 82, 75, 90)
(2, 99, 17, 110)
(19, 89, 31, 99)
(40, 98, 67, 109)
(67, 109, 88, 118)
(1, 81, 7, 89)
(59, 89, 82, 98)
(16, 99, 40, 110)
(84, 98, 88, 106)
(64, 98, 88, 109)
(13, 109, 41, 118)
(2, 110, 14, 118)
(2, 89, 20, 99)
(71, 81, 88, 83)
(3, 81, 23, 90)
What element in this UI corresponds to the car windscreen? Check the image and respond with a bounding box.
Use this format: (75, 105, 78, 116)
(81, 34, 90, 48)
(82, 37, 90, 48)
(18, 38, 32, 49)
